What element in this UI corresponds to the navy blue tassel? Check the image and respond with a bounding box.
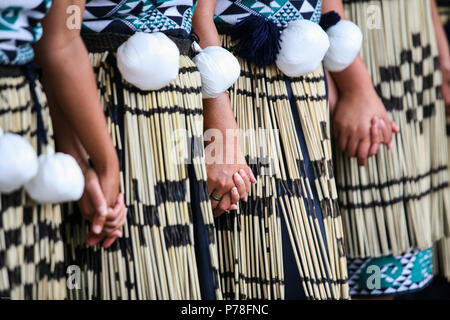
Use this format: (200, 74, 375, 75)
(319, 11, 341, 31)
(231, 15, 281, 67)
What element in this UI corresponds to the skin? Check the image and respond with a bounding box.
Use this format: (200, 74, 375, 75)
(193, 0, 256, 217)
(322, 0, 399, 166)
(431, 0, 450, 116)
(33, 0, 126, 248)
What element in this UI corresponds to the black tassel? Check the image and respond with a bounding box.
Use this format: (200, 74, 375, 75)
(319, 11, 341, 31)
(231, 14, 281, 67)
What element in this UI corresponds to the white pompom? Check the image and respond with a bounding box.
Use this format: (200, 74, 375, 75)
(276, 20, 330, 77)
(193, 45, 241, 99)
(25, 147, 84, 203)
(0, 128, 39, 194)
(323, 20, 363, 72)
(117, 32, 180, 91)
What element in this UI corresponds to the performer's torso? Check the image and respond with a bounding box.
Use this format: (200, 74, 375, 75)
(83, 0, 198, 38)
(214, 0, 322, 26)
(0, 0, 51, 66)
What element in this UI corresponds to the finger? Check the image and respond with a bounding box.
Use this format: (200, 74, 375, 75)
(338, 132, 350, 153)
(230, 187, 240, 205)
(247, 167, 257, 183)
(209, 189, 224, 210)
(239, 169, 251, 194)
(379, 118, 393, 148)
(371, 118, 383, 144)
(217, 194, 232, 214)
(91, 210, 108, 235)
(101, 226, 123, 237)
(102, 232, 121, 248)
(105, 193, 124, 222)
(346, 135, 360, 158)
(86, 175, 109, 218)
(213, 208, 225, 217)
(369, 119, 381, 157)
(391, 121, 400, 134)
(233, 172, 247, 201)
(105, 206, 128, 229)
(357, 138, 371, 166)
(369, 143, 380, 157)
(86, 232, 105, 247)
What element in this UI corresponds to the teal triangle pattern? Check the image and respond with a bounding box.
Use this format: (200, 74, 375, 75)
(214, 0, 322, 28)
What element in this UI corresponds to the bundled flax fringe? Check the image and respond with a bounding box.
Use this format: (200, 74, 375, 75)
(0, 68, 66, 300)
(63, 35, 221, 300)
(338, 0, 450, 259)
(214, 34, 348, 300)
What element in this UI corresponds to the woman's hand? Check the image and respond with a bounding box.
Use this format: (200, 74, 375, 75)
(205, 139, 256, 216)
(78, 162, 127, 248)
(332, 87, 398, 166)
(203, 93, 256, 217)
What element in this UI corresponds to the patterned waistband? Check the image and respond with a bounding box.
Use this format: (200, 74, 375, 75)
(215, 24, 233, 35)
(0, 64, 26, 78)
(82, 32, 195, 57)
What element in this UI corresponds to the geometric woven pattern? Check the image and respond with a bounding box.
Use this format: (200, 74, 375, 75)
(83, 0, 197, 37)
(0, 0, 51, 65)
(214, 0, 322, 27)
(348, 249, 433, 297)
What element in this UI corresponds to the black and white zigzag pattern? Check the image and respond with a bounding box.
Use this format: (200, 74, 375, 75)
(83, 0, 196, 36)
(214, 0, 322, 27)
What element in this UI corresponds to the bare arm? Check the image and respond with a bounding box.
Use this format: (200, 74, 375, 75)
(34, 0, 118, 180)
(192, 0, 255, 216)
(321, 0, 397, 165)
(34, 0, 125, 247)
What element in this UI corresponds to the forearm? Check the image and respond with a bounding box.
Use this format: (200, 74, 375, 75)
(46, 88, 89, 172)
(203, 93, 238, 133)
(330, 57, 375, 94)
(431, 0, 450, 70)
(193, 0, 239, 138)
(321, 0, 374, 94)
(322, 0, 346, 18)
(33, 0, 117, 176)
(192, 0, 220, 47)
(36, 39, 117, 174)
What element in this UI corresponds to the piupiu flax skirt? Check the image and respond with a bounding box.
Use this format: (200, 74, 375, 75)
(214, 33, 349, 300)
(0, 65, 65, 300)
(62, 33, 221, 300)
(340, 0, 450, 296)
(338, 0, 450, 259)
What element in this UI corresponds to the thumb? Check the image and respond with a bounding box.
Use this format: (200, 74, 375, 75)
(87, 177, 109, 217)
(86, 178, 108, 235)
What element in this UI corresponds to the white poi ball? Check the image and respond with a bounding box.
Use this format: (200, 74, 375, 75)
(323, 20, 363, 72)
(117, 32, 180, 91)
(25, 146, 84, 203)
(276, 20, 330, 77)
(193, 45, 241, 99)
(0, 127, 39, 194)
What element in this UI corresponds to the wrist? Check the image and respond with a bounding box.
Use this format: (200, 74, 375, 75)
(440, 62, 450, 76)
